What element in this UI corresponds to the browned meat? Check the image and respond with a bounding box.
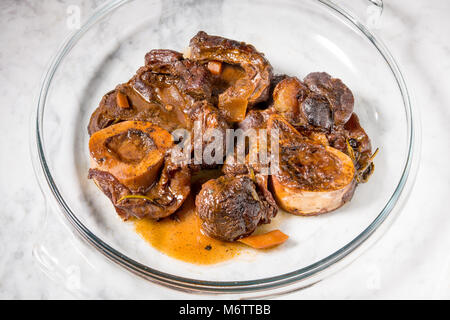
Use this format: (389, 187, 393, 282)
(136, 49, 213, 102)
(87, 84, 184, 135)
(187, 101, 229, 146)
(237, 108, 273, 132)
(87, 168, 130, 218)
(221, 108, 272, 178)
(344, 113, 374, 182)
(268, 114, 356, 215)
(222, 145, 277, 216)
(88, 83, 191, 136)
(303, 72, 354, 126)
(263, 74, 289, 107)
(188, 31, 273, 122)
(88, 49, 230, 169)
(195, 175, 277, 241)
(88, 49, 214, 135)
(270, 74, 376, 183)
(89, 121, 174, 193)
(87, 33, 375, 230)
(185, 101, 230, 170)
(273, 73, 355, 131)
(344, 113, 371, 160)
(89, 158, 191, 220)
(273, 76, 333, 131)
(297, 112, 375, 183)
(313, 112, 374, 183)
(88, 121, 191, 220)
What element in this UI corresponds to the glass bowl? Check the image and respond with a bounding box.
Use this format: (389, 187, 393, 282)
(31, 0, 420, 297)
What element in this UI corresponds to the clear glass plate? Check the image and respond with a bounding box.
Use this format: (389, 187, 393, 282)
(31, 0, 420, 297)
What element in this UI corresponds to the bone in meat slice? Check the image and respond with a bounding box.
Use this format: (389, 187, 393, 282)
(268, 115, 356, 215)
(188, 31, 273, 122)
(89, 120, 173, 192)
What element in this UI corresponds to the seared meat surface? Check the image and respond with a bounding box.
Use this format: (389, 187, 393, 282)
(269, 115, 354, 191)
(89, 49, 229, 166)
(87, 84, 188, 135)
(186, 100, 229, 169)
(88, 121, 191, 220)
(271, 73, 374, 182)
(268, 114, 356, 215)
(89, 158, 191, 220)
(304, 72, 354, 126)
(188, 31, 273, 122)
(134, 49, 212, 104)
(88, 49, 217, 135)
(343, 113, 374, 182)
(273, 72, 355, 131)
(195, 175, 277, 241)
(273, 75, 340, 131)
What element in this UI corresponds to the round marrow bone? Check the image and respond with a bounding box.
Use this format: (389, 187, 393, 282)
(187, 31, 273, 122)
(88, 159, 191, 220)
(268, 115, 356, 215)
(89, 120, 173, 192)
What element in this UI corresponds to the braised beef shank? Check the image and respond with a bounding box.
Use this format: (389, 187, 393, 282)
(89, 158, 191, 220)
(195, 175, 277, 241)
(188, 31, 273, 122)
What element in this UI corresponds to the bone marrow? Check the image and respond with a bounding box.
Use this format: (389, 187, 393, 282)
(89, 121, 173, 191)
(187, 31, 273, 122)
(269, 115, 356, 215)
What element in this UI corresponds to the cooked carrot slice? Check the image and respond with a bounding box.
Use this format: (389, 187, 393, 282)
(116, 91, 130, 108)
(238, 230, 289, 249)
(207, 60, 223, 75)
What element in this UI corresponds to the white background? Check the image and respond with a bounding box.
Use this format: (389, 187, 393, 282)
(0, 0, 449, 299)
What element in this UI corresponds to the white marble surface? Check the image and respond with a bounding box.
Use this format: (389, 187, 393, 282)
(0, 0, 449, 299)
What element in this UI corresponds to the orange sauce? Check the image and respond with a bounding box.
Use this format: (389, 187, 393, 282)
(133, 196, 244, 265)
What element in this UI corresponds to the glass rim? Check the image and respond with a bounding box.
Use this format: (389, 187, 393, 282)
(33, 0, 417, 294)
